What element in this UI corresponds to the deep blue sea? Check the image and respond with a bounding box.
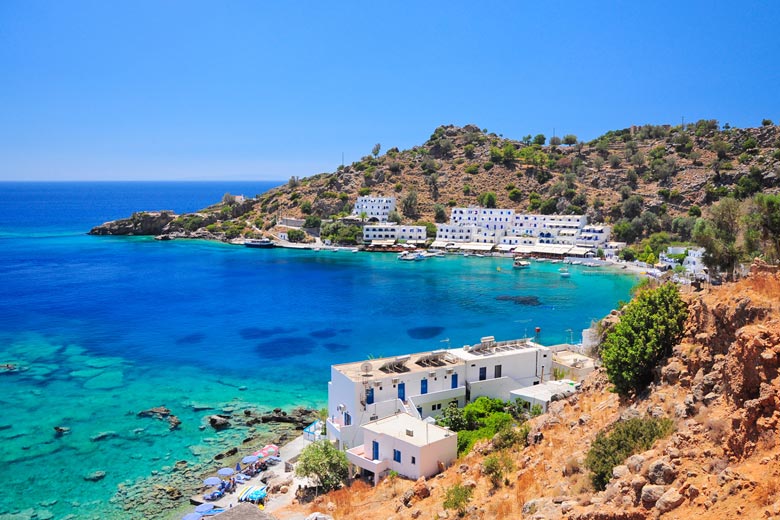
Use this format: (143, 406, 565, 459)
(0, 182, 637, 518)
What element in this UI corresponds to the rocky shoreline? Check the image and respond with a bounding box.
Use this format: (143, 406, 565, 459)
(109, 406, 318, 519)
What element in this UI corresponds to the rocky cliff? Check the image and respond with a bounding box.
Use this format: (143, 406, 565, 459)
(279, 265, 780, 520)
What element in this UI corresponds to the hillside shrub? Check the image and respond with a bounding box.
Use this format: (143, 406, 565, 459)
(600, 283, 688, 396)
(295, 440, 349, 492)
(585, 417, 674, 490)
(465, 164, 479, 175)
(483, 161, 494, 171)
(287, 229, 305, 242)
(443, 483, 472, 516)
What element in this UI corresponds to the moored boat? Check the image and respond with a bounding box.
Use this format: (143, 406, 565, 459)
(513, 257, 531, 269)
(244, 238, 275, 248)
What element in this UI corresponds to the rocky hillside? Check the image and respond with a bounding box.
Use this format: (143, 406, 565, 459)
(278, 262, 780, 520)
(90, 121, 780, 246)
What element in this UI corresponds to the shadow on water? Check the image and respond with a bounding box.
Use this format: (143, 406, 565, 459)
(406, 326, 445, 339)
(175, 332, 206, 345)
(240, 326, 294, 340)
(495, 295, 541, 306)
(309, 328, 340, 339)
(254, 336, 316, 358)
(323, 342, 350, 352)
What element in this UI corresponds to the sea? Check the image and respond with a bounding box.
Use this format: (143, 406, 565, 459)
(0, 182, 638, 519)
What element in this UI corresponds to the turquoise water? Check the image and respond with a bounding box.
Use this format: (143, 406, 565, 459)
(0, 182, 637, 518)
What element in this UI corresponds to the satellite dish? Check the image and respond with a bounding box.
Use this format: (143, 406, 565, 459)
(360, 362, 373, 374)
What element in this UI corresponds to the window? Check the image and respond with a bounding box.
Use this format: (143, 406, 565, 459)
(479, 367, 487, 381)
(494, 365, 502, 378)
(411, 456, 416, 465)
(393, 449, 401, 463)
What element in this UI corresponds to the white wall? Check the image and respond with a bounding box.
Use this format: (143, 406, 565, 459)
(360, 424, 457, 481)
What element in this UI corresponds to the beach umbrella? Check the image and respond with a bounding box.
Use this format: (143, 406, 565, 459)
(262, 444, 279, 456)
(182, 513, 202, 520)
(241, 455, 258, 464)
(203, 477, 221, 487)
(195, 503, 214, 513)
(217, 467, 234, 476)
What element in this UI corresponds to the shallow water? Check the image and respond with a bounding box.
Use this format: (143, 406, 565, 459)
(0, 182, 637, 518)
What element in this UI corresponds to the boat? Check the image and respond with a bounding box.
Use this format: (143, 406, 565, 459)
(398, 251, 425, 261)
(559, 267, 571, 278)
(513, 258, 531, 269)
(244, 238, 274, 248)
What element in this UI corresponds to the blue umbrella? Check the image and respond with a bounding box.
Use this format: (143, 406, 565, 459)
(203, 477, 221, 487)
(195, 503, 214, 513)
(241, 455, 258, 464)
(217, 467, 234, 477)
(182, 513, 202, 520)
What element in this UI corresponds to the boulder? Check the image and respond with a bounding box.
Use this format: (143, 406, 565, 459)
(413, 478, 430, 499)
(647, 459, 676, 485)
(612, 465, 630, 479)
(209, 415, 231, 430)
(625, 454, 645, 474)
(641, 484, 666, 508)
(656, 488, 684, 513)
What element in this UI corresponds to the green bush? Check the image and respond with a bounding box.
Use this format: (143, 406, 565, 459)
(508, 188, 523, 202)
(443, 483, 472, 516)
(464, 164, 479, 175)
(585, 417, 674, 490)
(303, 216, 321, 229)
(483, 161, 494, 171)
(358, 187, 371, 196)
(600, 283, 688, 395)
(287, 229, 305, 242)
(300, 201, 312, 214)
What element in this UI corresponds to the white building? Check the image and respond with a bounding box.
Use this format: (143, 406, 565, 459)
(509, 380, 579, 413)
(352, 196, 396, 222)
(362, 224, 427, 244)
(345, 413, 457, 485)
(326, 337, 551, 450)
(433, 206, 610, 255)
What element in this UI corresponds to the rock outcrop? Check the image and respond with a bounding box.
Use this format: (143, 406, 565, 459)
(89, 211, 176, 236)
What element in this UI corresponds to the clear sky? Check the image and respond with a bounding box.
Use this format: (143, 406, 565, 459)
(1, 1, 779, 181)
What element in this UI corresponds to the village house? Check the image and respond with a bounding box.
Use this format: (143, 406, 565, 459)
(351, 196, 396, 222)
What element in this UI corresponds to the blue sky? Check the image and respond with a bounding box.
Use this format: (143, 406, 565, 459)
(1, 1, 778, 181)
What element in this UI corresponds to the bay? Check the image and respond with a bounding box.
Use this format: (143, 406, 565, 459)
(0, 182, 637, 518)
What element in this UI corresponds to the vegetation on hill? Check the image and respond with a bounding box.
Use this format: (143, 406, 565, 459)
(600, 282, 688, 396)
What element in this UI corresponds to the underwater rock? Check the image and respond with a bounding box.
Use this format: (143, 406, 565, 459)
(84, 470, 106, 482)
(406, 326, 445, 339)
(90, 431, 118, 442)
(495, 295, 541, 306)
(54, 426, 71, 437)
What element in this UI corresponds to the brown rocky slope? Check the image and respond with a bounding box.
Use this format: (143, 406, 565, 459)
(90, 122, 780, 246)
(279, 263, 780, 520)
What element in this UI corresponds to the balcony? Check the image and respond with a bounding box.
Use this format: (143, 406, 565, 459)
(346, 445, 390, 475)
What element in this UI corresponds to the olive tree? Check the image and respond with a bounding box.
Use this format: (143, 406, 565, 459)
(295, 440, 349, 492)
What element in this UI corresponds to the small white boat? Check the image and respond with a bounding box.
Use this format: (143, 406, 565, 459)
(559, 267, 571, 278)
(398, 251, 425, 261)
(513, 258, 531, 269)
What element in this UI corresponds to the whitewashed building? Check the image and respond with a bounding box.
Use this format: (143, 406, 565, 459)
(362, 224, 427, 244)
(345, 413, 457, 485)
(352, 196, 396, 222)
(326, 337, 551, 450)
(510, 380, 579, 413)
(433, 206, 610, 255)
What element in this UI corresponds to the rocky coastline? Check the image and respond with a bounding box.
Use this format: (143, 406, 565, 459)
(109, 406, 318, 519)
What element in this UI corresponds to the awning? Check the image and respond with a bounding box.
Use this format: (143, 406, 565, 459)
(370, 239, 396, 247)
(430, 240, 450, 248)
(460, 242, 495, 251)
(568, 246, 594, 257)
(496, 244, 516, 252)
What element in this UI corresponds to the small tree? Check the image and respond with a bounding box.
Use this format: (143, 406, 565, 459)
(401, 190, 418, 218)
(533, 134, 546, 146)
(222, 192, 236, 205)
(549, 136, 562, 146)
(303, 215, 321, 229)
(387, 209, 402, 223)
(295, 440, 349, 492)
(287, 229, 306, 242)
(600, 283, 688, 396)
(563, 134, 577, 145)
(477, 191, 497, 208)
(372, 143, 381, 157)
(434, 204, 447, 223)
(443, 483, 473, 516)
